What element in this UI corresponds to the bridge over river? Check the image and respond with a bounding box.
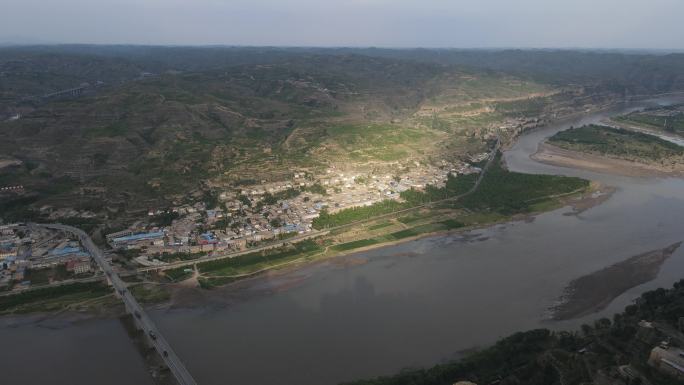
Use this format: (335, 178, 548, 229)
(32, 223, 198, 385)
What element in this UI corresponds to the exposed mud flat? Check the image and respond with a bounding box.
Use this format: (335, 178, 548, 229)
(532, 142, 684, 177)
(551, 242, 682, 320)
(564, 182, 616, 215)
(167, 266, 318, 311)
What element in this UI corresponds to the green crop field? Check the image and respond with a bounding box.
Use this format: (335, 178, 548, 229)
(331, 238, 381, 251)
(197, 240, 322, 277)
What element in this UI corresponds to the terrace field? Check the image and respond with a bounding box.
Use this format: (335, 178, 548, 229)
(319, 123, 442, 162)
(0, 50, 558, 222)
(2, 46, 680, 230)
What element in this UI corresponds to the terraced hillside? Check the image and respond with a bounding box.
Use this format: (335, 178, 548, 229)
(3, 47, 683, 222)
(0, 50, 556, 221)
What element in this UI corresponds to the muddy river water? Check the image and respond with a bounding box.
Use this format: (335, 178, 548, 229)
(3, 97, 684, 385)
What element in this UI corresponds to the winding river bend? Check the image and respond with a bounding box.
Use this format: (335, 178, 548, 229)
(3, 97, 684, 385)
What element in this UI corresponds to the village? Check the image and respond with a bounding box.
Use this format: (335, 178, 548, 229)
(107, 157, 485, 267)
(0, 153, 486, 290)
(0, 224, 95, 290)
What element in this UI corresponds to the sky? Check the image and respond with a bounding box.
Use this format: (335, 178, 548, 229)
(1, 0, 683, 49)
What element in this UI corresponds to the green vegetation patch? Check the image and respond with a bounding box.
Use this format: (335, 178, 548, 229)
(344, 279, 684, 385)
(344, 329, 559, 385)
(24, 264, 76, 285)
(386, 228, 422, 240)
(164, 268, 194, 282)
(334, 220, 465, 253)
(314, 200, 406, 229)
(54, 216, 102, 233)
(616, 106, 684, 134)
(549, 124, 683, 161)
(260, 188, 301, 206)
(387, 220, 463, 240)
(197, 276, 237, 289)
(459, 152, 588, 215)
(129, 284, 171, 304)
(368, 221, 393, 230)
(197, 239, 322, 278)
(495, 96, 549, 118)
(331, 238, 380, 252)
(398, 213, 430, 224)
(0, 282, 111, 314)
(157, 251, 205, 263)
(323, 123, 439, 162)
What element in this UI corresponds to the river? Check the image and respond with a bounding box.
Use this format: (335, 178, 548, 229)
(3, 97, 684, 385)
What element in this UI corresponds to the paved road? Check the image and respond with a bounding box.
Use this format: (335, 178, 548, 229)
(33, 223, 198, 385)
(139, 229, 328, 272)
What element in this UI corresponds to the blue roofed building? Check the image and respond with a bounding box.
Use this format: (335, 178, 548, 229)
(199, 232, 218, 244)
(111, 231, 165, 249)
(49, 246, 82, 257)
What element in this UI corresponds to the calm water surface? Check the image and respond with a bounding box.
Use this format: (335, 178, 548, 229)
(3, 97, 684, 385)
(0, 315, 154, 385)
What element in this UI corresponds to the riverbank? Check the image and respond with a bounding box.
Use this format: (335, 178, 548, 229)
(0, 281, 168, 317)
(344, 277, 684, 385)
(532, 142, 684, 177)
(170, 152, 597, 294)
(6, 95, 684, 385)
(162, 181, 611, 311)
(0, 177, 605, 317)
(0, 148, 606, 317)
(0, 96, 653, 317)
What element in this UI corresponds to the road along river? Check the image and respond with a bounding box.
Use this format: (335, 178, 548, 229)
(3, 96, 684, 385)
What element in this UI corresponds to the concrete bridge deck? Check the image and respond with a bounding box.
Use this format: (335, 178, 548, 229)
(33, 223, 198, 385)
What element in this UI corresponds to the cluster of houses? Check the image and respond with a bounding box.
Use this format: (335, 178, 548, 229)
(498, 117, 543, 136)
(113, 158, 483, 265)
(0, 225, 93, 289)
(0, 225, 21, 287)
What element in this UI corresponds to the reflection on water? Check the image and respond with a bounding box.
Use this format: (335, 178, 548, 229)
(0, 315, 153, 385)
(3, 96, 684, 385)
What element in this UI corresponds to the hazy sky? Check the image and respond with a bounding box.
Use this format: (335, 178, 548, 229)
(2, 0, 683, 49)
